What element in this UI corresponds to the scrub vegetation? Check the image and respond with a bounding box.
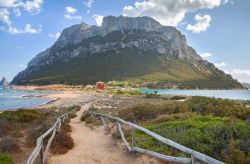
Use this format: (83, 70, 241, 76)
(117, 96, 250, 163)
(0, 105, 80, 163)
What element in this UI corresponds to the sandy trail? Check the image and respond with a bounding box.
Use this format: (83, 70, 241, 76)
(48, 102, 157, 164)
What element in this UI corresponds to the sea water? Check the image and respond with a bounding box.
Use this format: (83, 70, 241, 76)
(141, 89, 250, 100)
(0, 86, 52, 111)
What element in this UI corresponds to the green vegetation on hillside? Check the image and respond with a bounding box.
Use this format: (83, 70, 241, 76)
(13, 50, 243, 89)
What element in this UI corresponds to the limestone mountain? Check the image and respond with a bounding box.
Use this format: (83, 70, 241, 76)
(12, 16, 245, 89)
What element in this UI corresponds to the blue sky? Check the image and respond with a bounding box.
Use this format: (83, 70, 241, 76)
(0, 0, 250, 83)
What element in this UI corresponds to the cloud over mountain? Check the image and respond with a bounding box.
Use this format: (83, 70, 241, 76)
(122, 0, 228, 26)
(186, 14, 211, 33)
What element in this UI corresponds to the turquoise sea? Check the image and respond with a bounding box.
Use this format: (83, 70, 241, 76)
(0, 86, 52, 111)
(141, 89, 250, 100)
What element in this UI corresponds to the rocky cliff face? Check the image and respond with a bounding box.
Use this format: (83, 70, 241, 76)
(0, 77, 9, 85)
(11, 16, 245, 89)
(18, 16, 201, 69)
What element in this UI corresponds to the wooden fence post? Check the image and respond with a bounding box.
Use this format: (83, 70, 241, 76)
(57, 118, 61, 133)
(101, 116, 108, 132)
(105, 116, 109, 129)
(191, 152, 196, 164)
(116, 121, 120, 137)
(40, 140, 44, 164)
(132, 125, 136, 149)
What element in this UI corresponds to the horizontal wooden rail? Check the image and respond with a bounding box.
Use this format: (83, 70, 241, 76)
(90, 112, 224, 164)
(26, 108, 78, 164)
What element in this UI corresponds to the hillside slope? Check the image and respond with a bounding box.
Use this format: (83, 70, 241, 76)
(12, 16, 245, 89)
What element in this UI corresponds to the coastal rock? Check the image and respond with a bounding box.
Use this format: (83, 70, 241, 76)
(0, 77, 9, 85)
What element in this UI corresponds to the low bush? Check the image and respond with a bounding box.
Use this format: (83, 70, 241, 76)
(119, 96, 250, 123)
(0, 153, 13, 164)
(144, 91, 160, 99)
(81, 107, 101, 122)
(188, 96, 250, 120)
(0, 138, 21, 153)
(149, 112, 198, 124)
(170, 95, 186, 100)
(51, 132, 74, 154)
(118, 103, 188, 123)
(62, 123, 72, 133)
(111, 89, 141, 96)
(134, 115, 250, 162)
(0, 109, 46, 123)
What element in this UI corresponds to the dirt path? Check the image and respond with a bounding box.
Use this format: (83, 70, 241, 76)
(47, 102, 158, 164)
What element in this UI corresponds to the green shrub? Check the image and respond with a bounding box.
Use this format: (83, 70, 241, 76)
(0, 153, 13, 164)
(188, 96, 250, 120)
(118, 102, 189, 122)
(135, 115, 250, 162)
(149, 112, 198, 123)
(0, 109, 46, 123)
(144, 91, 160, 99)
(81, 107, 100, 122)
(170, 95, 186, 100)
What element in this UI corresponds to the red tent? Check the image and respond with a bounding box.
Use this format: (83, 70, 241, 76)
(96, 81, 105, 90)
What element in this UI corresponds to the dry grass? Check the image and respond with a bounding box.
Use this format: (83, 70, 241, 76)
(0, 138, 21, 153)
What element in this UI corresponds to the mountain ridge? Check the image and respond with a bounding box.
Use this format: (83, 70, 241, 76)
(11, 16, 245, 89)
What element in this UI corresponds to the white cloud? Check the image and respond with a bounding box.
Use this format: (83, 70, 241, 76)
(64, 14, 82, 20)
(0, 0, 43, 14)
(225, 69, 250, 83)
(64, 6, 82, 20)
(122, 0, 229, 26)
(226, 69, 250, 76)
(199, 52, 212, 59)
(86, 10, 90, 14)
(215, 62, 227, 68)
(0, 8, 11, 26)
(93, 15, 104, 26)
(9, 24, 42, 34)
(0, 0, 44, 34)
(65, 6, 77, 15)
(84, 0, 94, 8)
(49, 32, 60, 39)
(186, 14, 211, 33)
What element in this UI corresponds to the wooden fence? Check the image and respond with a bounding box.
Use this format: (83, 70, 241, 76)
(90, 111, 225, 164)
(26, 108, 78, 164)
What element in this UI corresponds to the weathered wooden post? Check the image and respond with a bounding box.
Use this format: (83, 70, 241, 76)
(91, 113, 94, 122)
(105, 116, 109, 129)
(57, 118, 61, 133)
(191, 152, 196, 164)
(40, 140, 44, 164)
(132, 125, 136, 150)
(101, 116, 108, 133)
(116, 121, 120, 138)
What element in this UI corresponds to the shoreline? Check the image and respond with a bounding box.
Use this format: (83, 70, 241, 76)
(0, 85, 88, 111)
(1, 84, 249, 112)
